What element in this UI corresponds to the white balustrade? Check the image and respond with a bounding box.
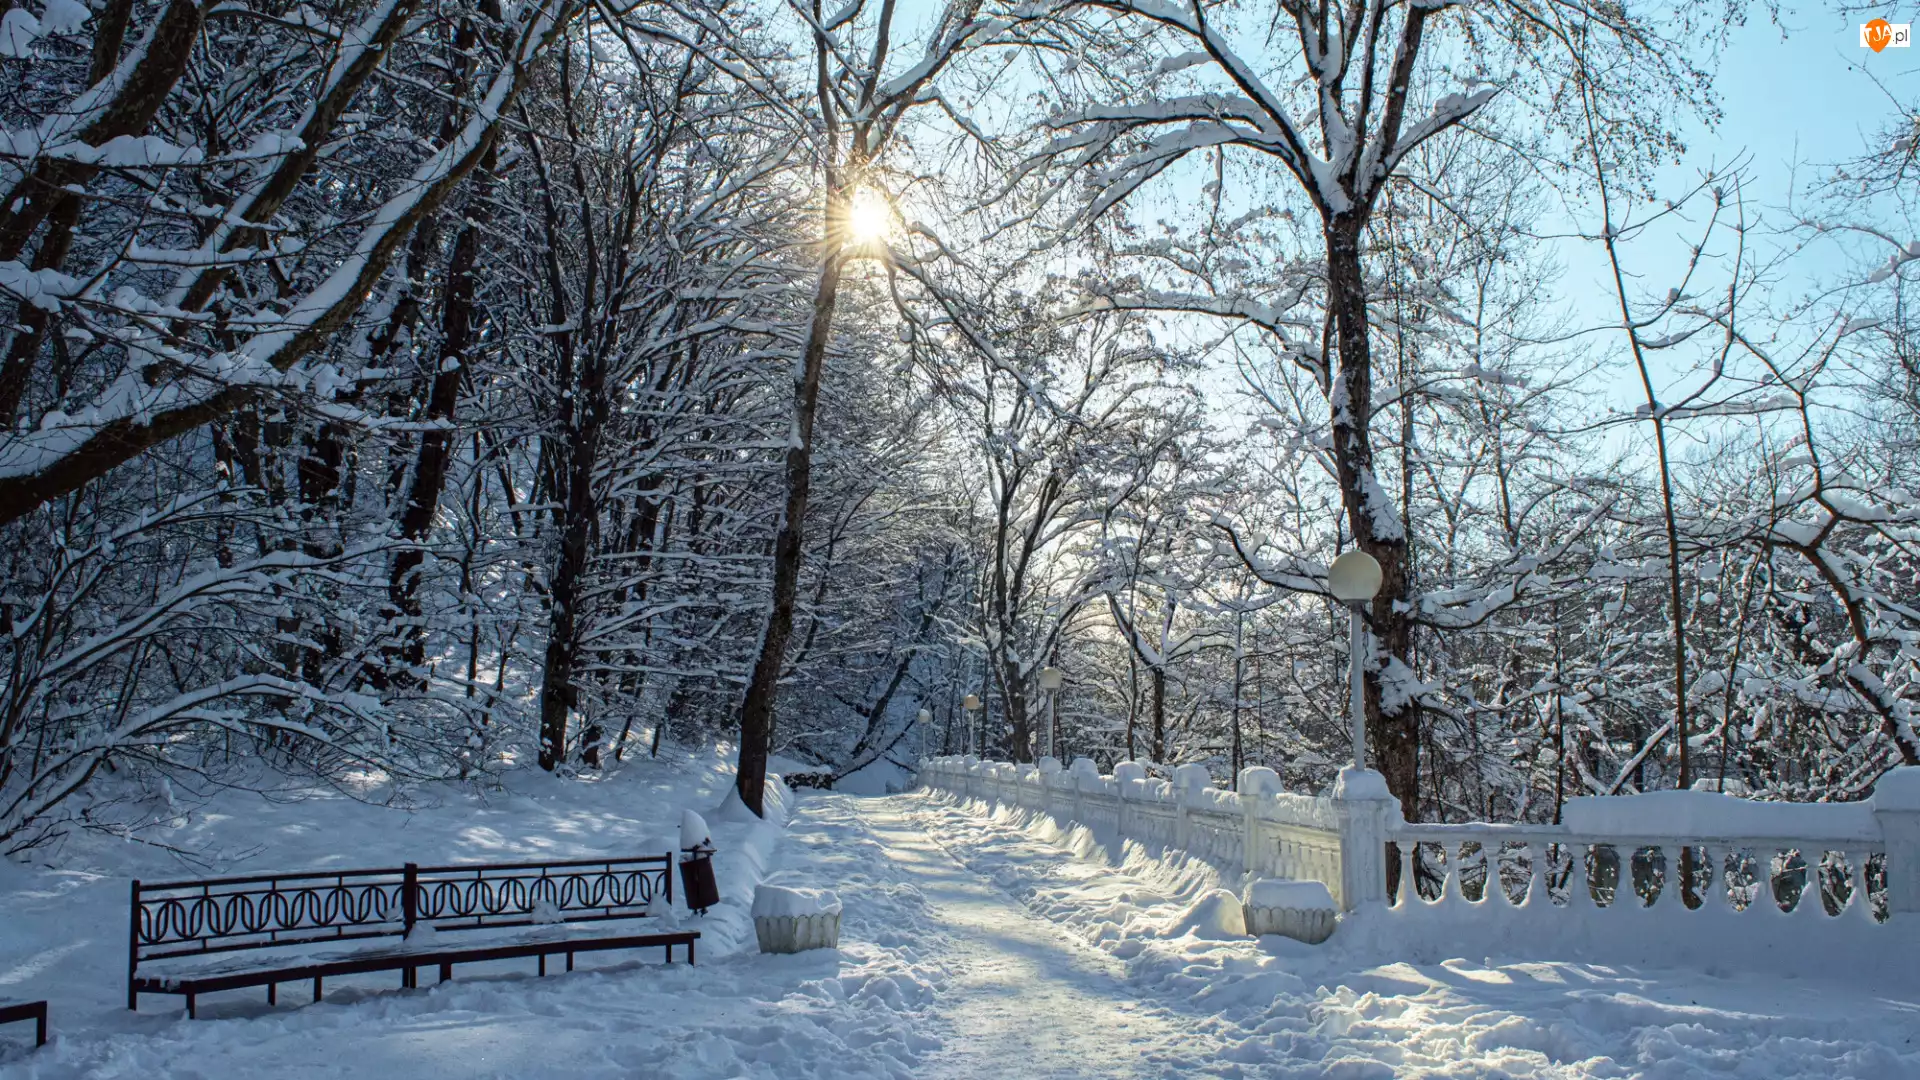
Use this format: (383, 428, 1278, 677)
(917, 756, 1916, 929)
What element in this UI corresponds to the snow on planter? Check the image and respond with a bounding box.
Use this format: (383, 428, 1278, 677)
(1242, 878, 1337, 944)
(752, 885, 842, 953)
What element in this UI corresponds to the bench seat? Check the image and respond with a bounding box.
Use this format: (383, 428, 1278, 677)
(130, 853, 700, 1018)
(136, 927, 699, 1018)
(0, 1000, 47, 1048)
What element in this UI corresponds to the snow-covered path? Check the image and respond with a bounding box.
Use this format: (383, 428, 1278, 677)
(854, 798, 1216, 1078)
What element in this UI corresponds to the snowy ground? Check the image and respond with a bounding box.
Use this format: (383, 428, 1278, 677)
(3, 772, 1917, 1078)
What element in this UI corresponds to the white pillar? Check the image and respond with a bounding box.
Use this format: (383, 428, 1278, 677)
(1239, 766, 1281, 878)
(1873, 766, 1920, 917)
(1332, 766, 1396, 912)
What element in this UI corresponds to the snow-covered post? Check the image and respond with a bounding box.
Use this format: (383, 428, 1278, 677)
(1872, 767, 1920, 917)
(1172, 764, 1211, 851)
(1038, 756, 1063, 820)
(1114, 761, 1145, 839)
(1069, 757, 1101, 826)
(1239, 767, 1281, 878)
(1332, 766, 1395, 911)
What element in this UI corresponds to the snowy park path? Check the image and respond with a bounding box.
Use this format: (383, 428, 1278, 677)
(851, 797, 1219, 1079)
(5, 777, 1917, 1078)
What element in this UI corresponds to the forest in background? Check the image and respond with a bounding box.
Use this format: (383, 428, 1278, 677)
(1, 0, 1917, 852)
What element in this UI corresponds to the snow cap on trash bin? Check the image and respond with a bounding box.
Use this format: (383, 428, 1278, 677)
(681, 809, 712, 852)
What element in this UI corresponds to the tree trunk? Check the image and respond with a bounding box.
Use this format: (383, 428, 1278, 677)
(736, 229, 845, 815)
(387, 196, 488, 671)
(1326, 217, 1418, 822)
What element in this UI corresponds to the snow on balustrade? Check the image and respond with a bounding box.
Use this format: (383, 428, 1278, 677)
(1388, 784, 1899, 925)
(918, 755, 1350, 907)
(918, 757, 1920, 952)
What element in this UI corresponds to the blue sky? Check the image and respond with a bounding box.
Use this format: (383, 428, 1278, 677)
(1528, 4, 1916, 411)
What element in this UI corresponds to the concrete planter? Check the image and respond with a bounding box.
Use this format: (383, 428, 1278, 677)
(752, 885, 843, 954)
(1241, 903, 1336, 944)
(754, 911, 842, 954)
(1242, 878, 1338, 944)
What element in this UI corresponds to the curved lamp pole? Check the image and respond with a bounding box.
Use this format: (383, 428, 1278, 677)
(1328, 550, 1383, 770)
(962, 693, 982, 757)
(1037, 667, 1064, 760)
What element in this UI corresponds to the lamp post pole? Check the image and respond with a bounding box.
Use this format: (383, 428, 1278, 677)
(1347, 602, 1366, 767)
(1327, 550, 1384, 769)
(962, 694, 982, 757)
(918, 708, 932, 763)
(1037, 667, 1064, 760)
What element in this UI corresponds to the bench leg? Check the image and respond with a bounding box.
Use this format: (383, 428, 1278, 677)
(689, 939, 696, 966)
(128, 987, 137, 1012)
(268, 983, 276, 1006)
(538, 954, 547, 977)
(34, 1004, 46, 1047)
(439, 962, 452, 983)
(665, 943, 673, 964)
(566, 951, 574, 973)
(186, 994, 196, 1021)
(313, 976, 322, 1003)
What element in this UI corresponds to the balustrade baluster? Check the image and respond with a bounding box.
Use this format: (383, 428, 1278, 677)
(1397, 842, 1417, 907)
(1525, 841, 1546, 907)
(1573, 844, 1595, 908)
(1442, 844, 1464, 904)
(1849, 849, 1875, 923)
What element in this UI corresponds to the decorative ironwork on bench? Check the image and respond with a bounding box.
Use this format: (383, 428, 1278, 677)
(132, 854, 675, 963)
(409, 856, 672, 930)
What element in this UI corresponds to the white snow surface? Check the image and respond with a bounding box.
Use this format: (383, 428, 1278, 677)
(680, 808, 712, 851)
(1245, 878, 1337, 910)
(1560, 789, 1881, 841)
(913, 790, 1920, 1078)
(751, 885, 842, 918)
(2, 767, 1916, 1078)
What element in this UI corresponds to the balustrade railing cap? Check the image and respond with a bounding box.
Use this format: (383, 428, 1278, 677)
(1171, 763, 1213, 791)
(1331, 766, 1393, 802)
(1067, 758, 1103, 781)
(1113, 762, 1147, 783)
(1237, 766, 1282, 796)
(1037, 756, 1064, 775)
(1872, 765, 1920, 811)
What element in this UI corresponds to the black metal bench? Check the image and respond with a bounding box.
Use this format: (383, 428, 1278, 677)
(130, 855, 699, 1018)
(0, 1000, 46, 1048)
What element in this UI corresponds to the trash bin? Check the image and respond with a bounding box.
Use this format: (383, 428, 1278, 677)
(679, 810, 719, 915)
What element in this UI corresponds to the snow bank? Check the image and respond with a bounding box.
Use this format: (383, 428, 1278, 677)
(1345, 888, 1918, 983)
(0, 745, 798, 1074)
(1169, 888, 1245, 939)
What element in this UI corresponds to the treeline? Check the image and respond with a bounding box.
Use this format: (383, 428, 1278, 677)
(1, 0, 1916, 850)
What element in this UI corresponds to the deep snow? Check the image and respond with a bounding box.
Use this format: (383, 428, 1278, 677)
(3, 765, 1917, 1078)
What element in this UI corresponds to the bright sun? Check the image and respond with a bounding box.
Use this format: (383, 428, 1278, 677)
(847, 187, 891, 244)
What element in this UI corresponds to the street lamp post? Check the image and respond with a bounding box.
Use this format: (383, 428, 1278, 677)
(1037, 667, 1064, 760)
(917, 708, 932, 762)
(1328, 550, 1383, 769)
(962, 694, 982, 757)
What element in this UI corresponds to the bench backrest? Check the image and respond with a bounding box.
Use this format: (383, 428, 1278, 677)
(131, 854, 675, 968)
